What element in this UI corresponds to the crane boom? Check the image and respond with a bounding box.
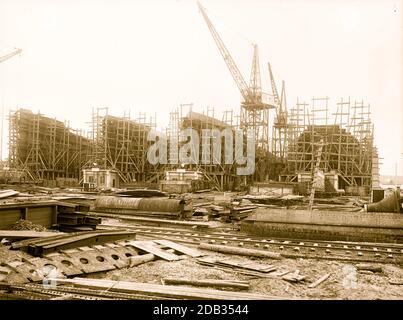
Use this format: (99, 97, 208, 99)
(268, 62, 280, 109)
(197, 2, 250, 102)
(0, 48, 22, 64)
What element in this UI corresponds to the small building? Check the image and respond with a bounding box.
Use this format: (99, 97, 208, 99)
(160, 169, 208, 194)
(82, 168, 120, 190)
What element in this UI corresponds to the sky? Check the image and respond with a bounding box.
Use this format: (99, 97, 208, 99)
(0, 0, 402, 175)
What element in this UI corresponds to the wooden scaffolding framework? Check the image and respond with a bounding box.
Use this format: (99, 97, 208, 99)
(8, 108, 92, 182)
(281, 97, 374, 190)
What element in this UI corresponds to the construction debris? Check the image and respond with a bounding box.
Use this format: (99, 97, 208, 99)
(1, 237, 201, 284)
(9, 220, 48, 232)
(196, 256, 277, 277)
(129, 253, 156, 267)
(282, 270, 306, 283)
(308, 273, 330, 288)
(388, 279, 403, 286)
(355, 263, 383, 273)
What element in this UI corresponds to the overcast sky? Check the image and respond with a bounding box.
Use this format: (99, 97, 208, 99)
(0, 0, 402, 175)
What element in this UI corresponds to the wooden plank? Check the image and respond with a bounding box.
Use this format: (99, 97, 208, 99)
(355, 263, 383, 273)
(308, 273, 330, 288)
(153, 239, 204, 257)
(51, 278, 289, 300)
(217, 259, 276, 272)
(162, 278, 250, 290)
(129, 253, 156, 267)
(127, 240, 180, 261)
(196, 257, 278, 278)
(0, 230, 61, 240)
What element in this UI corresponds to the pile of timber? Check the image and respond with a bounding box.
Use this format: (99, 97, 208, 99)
(57, 203, 101, 231)
(229, 206, 256, 221)
(197, 256, 277, 277)
(193, 202, 257, 222)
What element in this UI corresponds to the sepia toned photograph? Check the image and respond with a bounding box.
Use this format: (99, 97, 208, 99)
(0, 0, 402, 305)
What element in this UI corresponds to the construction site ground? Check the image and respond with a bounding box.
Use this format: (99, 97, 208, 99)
(2, 215, 400, 300)
(76, 245, 403, 300)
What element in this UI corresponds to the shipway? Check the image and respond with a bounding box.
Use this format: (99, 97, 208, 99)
(153, 304, 188, 318)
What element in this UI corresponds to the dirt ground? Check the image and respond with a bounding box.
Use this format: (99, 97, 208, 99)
(89, 250, 403, 300)
(1, 238, 402, 300)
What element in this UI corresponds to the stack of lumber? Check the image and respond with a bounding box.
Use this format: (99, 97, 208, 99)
(193, 203, 256, 222)
(57, 203, 101, 231)
(229, 205, 256, 221)
(197, 256, 277, 277)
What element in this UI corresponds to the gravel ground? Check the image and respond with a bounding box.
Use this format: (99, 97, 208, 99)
(87, 249, 403, 300)
(1, 238, 402, 300)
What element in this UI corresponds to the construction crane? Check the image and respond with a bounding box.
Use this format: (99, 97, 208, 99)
(269, 62, 288, 160)
(0, 48, 22, 64)
(197, 2, 276, 110)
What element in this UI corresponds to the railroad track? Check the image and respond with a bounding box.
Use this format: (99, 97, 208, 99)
(100, 223, 403, 265)
(2, 283, 176, 300)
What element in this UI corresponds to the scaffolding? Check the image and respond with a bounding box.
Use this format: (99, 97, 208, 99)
(87, 107, 158, 184)
(168, 105, 236, 190)
(8, 108, 92, 182)
(281, 97, 374, 190)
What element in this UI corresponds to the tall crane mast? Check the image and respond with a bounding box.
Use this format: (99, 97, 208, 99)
(197, 2, 275, 109)
(269, 62, 288, 161)
(197, 2, 250, 102)
(0, 48, 22, 64)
